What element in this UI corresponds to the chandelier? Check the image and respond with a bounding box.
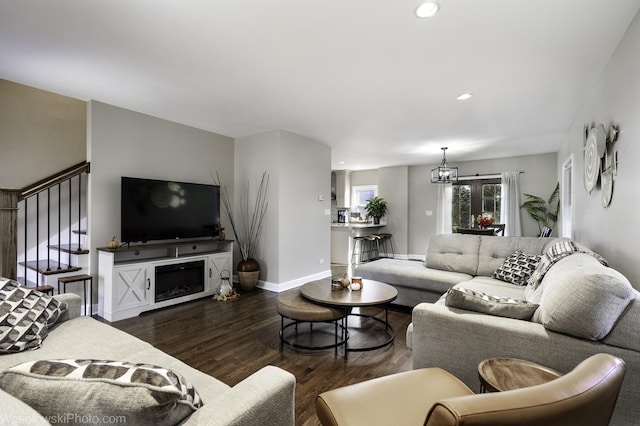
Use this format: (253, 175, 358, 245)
(430, 147, 458, 183)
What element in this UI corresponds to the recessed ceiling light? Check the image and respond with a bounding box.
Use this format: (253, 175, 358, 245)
(415, 1, 440, 18)
(456, 93, 474, 101)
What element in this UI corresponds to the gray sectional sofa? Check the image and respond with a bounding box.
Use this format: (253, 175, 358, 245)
(0, 292, 295, 425)
(355, 233, 639, 426)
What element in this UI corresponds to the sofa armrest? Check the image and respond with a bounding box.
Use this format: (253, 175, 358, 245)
(411, 302, 614, 390)
(184, 365, 295, 426)
(53, 293, 82, 322)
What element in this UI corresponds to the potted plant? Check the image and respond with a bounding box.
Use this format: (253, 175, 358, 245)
(520, 182, 559, 236)
(364, 196, 388, 224)
(213, 171, 269, 291)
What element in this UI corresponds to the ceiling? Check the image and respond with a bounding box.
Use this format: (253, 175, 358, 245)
(1, 1, 638, 170)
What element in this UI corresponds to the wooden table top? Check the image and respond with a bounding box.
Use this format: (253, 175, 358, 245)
(300, 278, 397, 307)
(478, 357, 563, 392)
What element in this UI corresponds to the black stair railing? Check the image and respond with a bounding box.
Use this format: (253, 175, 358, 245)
(0, 161, 90, 288)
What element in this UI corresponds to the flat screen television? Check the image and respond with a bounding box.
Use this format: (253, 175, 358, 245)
(121, 176, 220, 243)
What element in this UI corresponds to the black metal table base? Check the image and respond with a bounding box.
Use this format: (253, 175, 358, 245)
(279, 316, 347, 356)
(343, 307, 395, 359)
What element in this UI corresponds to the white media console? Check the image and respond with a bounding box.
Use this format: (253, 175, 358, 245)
(98, 239, 232, 321)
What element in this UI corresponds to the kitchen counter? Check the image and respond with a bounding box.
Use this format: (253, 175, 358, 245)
(330, 223, 384, 229)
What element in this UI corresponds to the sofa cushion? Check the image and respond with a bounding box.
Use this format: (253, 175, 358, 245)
(354, 258, 472, 295)
(0, 359, 203, 425)
(425, 234, 481, 276)
(492, 250, 541, 285)
(603, 292, 640, 352)
(445, 287, 539, 320)
(0, 278, 68, 354)
(536, 254, 633, 340)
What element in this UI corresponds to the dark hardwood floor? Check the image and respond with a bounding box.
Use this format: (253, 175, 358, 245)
(109, 288, 413, 426)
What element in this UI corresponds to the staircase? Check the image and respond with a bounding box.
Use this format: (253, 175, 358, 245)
(0, 162, 90, 292)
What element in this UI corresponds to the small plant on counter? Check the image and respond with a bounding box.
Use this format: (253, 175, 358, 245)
(364, 196, 388, 224)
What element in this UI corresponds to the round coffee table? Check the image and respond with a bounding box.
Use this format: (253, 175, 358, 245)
(300, 278, 398, 359)
(478, 357, 563, 393)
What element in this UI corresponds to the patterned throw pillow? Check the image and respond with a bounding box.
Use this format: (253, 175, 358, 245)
(492, 251, 541, 285)
(445, 287, 539, 320)
(0, 278, 68, 353)
(0, 359, 203, 426)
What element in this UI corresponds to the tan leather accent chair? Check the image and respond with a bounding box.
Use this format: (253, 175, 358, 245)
(316, 353, 626, 426)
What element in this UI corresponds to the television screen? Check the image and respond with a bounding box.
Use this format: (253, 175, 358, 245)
(121, 177, 220, 243)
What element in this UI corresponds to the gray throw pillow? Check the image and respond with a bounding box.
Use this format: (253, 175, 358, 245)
(0, 359, 203, 426)
(0, 278, 68, 353)
(492, 251, 541, 286)
(445, 287, 539, 320)
(537, 254, 633, 340)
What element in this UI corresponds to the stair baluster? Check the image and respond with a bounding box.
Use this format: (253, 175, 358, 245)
(58, 182, 61, 269)
(3, 161, 91, 289)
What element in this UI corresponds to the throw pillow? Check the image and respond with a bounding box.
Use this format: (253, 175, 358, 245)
(492, 251, 541, 285)
(445, 287, 539, 320)
(536, 254, 634, 340)
(525, 241, 609, 292)
(0, 359, 204, 426)
(0, 278, 68, 354)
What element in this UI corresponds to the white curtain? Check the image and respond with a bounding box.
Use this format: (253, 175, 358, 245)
(501, 171, 522, 236)
(436, 183, 453, 234)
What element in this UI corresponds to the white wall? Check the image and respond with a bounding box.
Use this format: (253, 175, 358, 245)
(351, 152, 558, 259)
(409, 153, 558, 257)
(87, 101, 235, 280)
(378, 166, 409, 257)
(279, 131, 332, 283)
(559, 10, 640, 288)
(233, 130, 280, 283)
(235, 130, 331, 290)
(0, 79, 86, 188)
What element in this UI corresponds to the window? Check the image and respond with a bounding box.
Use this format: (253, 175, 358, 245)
(351, 185, 377, 220)
(452, 178, 501, 231)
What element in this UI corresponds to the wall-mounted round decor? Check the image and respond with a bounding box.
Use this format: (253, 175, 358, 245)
(584, 129, 600, 192)
(601, 170, 613, 208)
(595, 124, 607, 158)
(601, 150, 614, 208)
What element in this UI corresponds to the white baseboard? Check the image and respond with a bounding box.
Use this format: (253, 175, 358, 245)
(256, 269, 332, 293)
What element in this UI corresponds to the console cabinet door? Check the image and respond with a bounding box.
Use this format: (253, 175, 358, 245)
(114, 264, 152, 311)
(208, 252, 232, 293)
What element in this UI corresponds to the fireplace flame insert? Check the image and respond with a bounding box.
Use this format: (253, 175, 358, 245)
(155, 260, 205, 303)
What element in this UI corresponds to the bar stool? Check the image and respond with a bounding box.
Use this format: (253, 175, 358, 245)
(376, 233, 394, 258)
(57, 274, 93, 316)
(351, 235, 379, 265)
